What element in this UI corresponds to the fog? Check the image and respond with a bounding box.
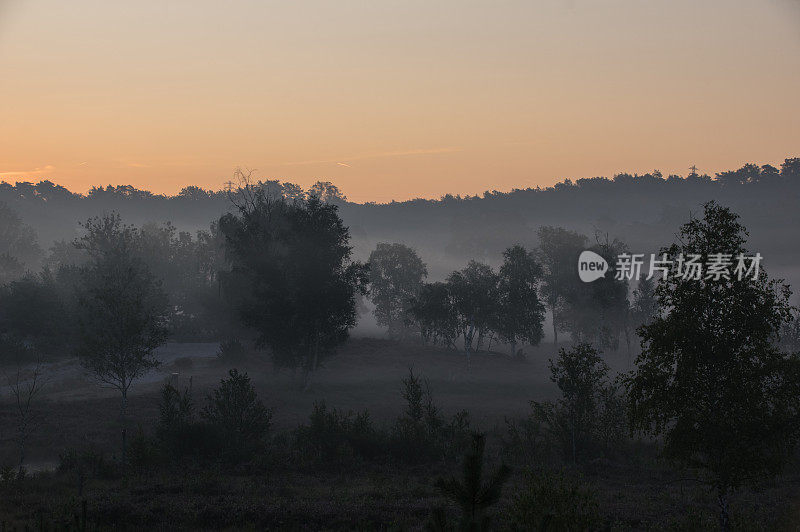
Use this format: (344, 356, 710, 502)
(1, 160, 799, 529)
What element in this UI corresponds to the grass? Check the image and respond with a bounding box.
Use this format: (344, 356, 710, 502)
(1, 338, 799, 529)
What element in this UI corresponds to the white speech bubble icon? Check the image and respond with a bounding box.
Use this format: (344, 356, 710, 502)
(578, 250, 609, 282)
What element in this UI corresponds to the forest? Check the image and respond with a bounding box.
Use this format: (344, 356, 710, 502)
(1, 158, 800, 530)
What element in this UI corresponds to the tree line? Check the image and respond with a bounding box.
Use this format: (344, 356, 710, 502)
(368, 229, 656, 360)
(1, 156, 799, 281)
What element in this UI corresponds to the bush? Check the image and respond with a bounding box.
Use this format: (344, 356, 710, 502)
(508, 469, 601, 531)
(295, 401, 382, 465)
(389, 368, 442, 462)
(389, 368, 471, 463)
(128, 425, 161, 469)
(431, 432, 511, 530)
(503, 402, 567, 466)
(154, 383, 214, 462)
(200, 369, 272, 463)
(505, 343, 630, 465)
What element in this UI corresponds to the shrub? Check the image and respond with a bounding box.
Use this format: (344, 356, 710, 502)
(431, 432, 511, 530)
(295, 401, 382, 464)
(128, 425, 161, 469)
(506, 344, 629, 465)
(390, 368, 471, 463)
(390, 368, 442, 462)
(503, 402, 567, 466)
(508, 469, 601, 531)
(200, 369, 272, 463)
(152, 382, 226, 464)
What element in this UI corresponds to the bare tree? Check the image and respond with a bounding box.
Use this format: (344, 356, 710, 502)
(6, 360, 47, 473)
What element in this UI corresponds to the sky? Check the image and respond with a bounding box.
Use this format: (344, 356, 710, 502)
(0, 0, 799, 203)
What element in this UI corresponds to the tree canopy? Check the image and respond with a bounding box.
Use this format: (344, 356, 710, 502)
(626, 201, 800, 529)
(219, 190, 367, 384)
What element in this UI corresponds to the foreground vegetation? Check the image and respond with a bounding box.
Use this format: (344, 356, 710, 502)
(2, 342, 800, 530)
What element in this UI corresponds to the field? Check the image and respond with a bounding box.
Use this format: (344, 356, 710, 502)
(1, 339, 799, 530)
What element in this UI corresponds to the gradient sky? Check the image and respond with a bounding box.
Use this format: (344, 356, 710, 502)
(1, 0, 799, 202)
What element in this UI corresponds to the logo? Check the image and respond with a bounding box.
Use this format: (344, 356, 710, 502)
(578, 250, 609, 282)
(576, 250, 763, 283)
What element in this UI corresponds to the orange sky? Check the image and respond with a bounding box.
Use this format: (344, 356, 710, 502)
(1, 0, 799, 203)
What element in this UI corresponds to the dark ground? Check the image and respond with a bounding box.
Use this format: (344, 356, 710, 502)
(1, 338, 799, 530)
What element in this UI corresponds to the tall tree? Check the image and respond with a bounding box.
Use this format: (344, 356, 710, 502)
(496, 245, 546, 356)
(626, 202, 800, 530)
(561, 234, 629, 350)
(407, 281, 459, 348)
(536, 226, 587, 346)
(549, 343, 610, 464)
(367, 242, 428, 339)
(621, 276, 659, 364)
(74, 213, 169, 418)
(219, 190, 367, 386)
(447, 261, 499, 360)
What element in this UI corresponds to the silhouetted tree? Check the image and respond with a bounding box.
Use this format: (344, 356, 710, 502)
(408, 282, 459, 348)
(0, 271, 74, 357)
(433, 432, 511, 530)
(6, 360, 46, 473)
(308, 181, 347, 203)
(561, 234, 629, 350)
(536, 226, 587, 346)
(780, 157, 800, 181)
(201, 369, 272, 462)
(0, 202, 41, 284)
(447, 261, 499, 361)
(626, 202, 800, 530)
(219, 189, 367, 387)
(73, 213, 169, 417)
(368, 242, 428, 339)
(496, 245, 545, 356)
(549, 343, 610, 464)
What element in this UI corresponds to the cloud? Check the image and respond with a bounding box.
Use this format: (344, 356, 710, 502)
(336, 162, 351, 167)
(278, 147, 462, 167)
(0, 165, 55, 178)
(110, 159, 150, 169)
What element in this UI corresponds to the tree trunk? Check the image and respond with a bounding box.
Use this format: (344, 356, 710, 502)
(464, 319, 475, 368)
(625, 330, 632, 368)
(18, 434, 26, 474)
(304, 333, 321, 392)
(717, 486, 730, 532)
(571, 417, 577, 465)
(120, 388, 128, 467)
(552, 309, 558, 347)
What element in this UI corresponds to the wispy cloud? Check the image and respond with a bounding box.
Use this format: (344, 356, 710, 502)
(108, 158, 151, 169)
(278, 147, 462, 167)
(0, 165, 55, 178)
(336, 162, 351, 167)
